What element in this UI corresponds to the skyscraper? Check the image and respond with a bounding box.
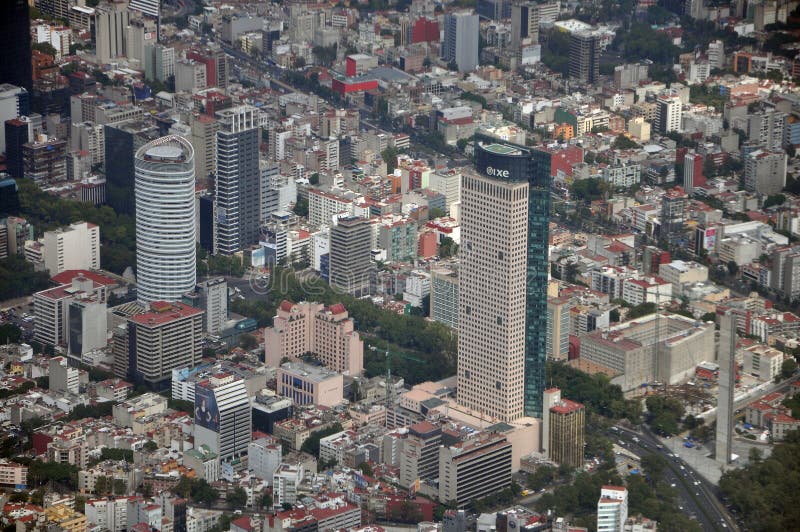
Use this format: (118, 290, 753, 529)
(5, 118, 29, 178)
(441, 12, 479, 73)
(194, 373, 251, 464)
(0, 1, 32, 91)
(329, 217, 372, 297)
(716, 311, 736, 465)
(215, 105, 263, 254)
(457, 136, 550, 421)
(511, 2, 539, 49)
(134, 135, 197, 304)
(655, 95, 682, 134)
(548, 397, 585, 468)
(569, 31, 601, 85)
(105, 120, 161, 215)
(94, 1, 130, 63)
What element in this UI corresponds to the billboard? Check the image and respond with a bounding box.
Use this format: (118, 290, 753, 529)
(704, 227, 717, 250)
(194, 385, 220, 432)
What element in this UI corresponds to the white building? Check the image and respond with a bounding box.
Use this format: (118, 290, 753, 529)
(49, 356, 79, 395)
(273, 463, 304, 508)
(442, 12, 479, 72)
(655, 95, 682, 134)
(194, 373, 251, 464)
(403, 271, 431, 307)
(597, 485, 628, 532)
(134, 135, 197, 304)
(33, 221, 100, 274)
(248, 436, 282, 482)
(85, 497, 129, 532)
(743, 344, 783, 381)
(621, 277, 672, 306)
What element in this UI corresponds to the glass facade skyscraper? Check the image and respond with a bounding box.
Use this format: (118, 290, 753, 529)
(458, 134, 550, 420)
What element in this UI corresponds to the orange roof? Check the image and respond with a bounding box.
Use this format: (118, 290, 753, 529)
(130, 302, 202, 326)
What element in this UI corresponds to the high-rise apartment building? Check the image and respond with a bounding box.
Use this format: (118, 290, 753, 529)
(264, 300, 364, 375)
(655, 95, 682, 134)
(22, 136, 67, 182)
(0, 1, 33, 91)
(127, 301, 203, 387)
(708, 39, 724, 69)
(546, 297, 571, 361)
(457, 137, 550, 421)
(597, 486, 628, 532)
(135, 135, 197, 304)
(569, 31, 601, 85)
(441, 12, 479, 73)
(215, 105, 263, 254)
(430, 268, 459, 329)
(399, 421, 442, 489)
(548, 397, 585, 468)
(438, 433, 513, 508)
(184, 278, 228, 335)
(683, 150, 705, 193)
(329, 217, 373, 297)
(194, 373, 251, 464)
(744, 148, 787, 195)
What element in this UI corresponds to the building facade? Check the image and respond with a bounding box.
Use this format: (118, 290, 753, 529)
(134, 135, 197, 304)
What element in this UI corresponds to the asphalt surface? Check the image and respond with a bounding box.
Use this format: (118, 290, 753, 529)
(613, 425, 737, 532)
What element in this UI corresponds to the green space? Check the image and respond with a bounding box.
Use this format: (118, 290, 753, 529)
(231, 267, 457, 386)
(720, 430, 800, 531)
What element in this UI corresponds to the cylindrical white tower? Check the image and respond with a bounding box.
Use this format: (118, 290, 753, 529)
(135, 135, 196, 304)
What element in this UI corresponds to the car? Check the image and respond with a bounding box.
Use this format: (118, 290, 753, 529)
(694, 481, 700, 485)
(680, 465, 685, 470)
(670, 483, 676, 488)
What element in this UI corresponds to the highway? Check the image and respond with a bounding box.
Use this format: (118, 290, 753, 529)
(613, 425, 737, 531)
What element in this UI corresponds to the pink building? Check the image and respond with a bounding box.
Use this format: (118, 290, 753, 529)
(264, 301, 363, 375)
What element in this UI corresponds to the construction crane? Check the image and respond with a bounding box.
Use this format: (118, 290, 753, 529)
(367, 344, 423, 425)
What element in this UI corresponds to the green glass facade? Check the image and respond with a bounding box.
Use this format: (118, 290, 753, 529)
(474, 134, 551, 418)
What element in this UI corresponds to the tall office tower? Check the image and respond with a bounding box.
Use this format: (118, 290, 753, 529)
(329, 217, 373, 297)
(94, 1, 130, 63)
(441, 12, 479, 73)
(457, 137, 550, 421)
(194, 373, 252, 464)
(655, 95, 682, 134)
(0, 1, 32, 91)
(569, 31, 601, 85)
(145, 43, 176, 83)
(134, 135, 197, 304)
(190, 114, 218, 188)
(548, 397, 585, 468)
(716, 311, 736, 464)
(5, 119, 29, 178)
(215, 105, 263, 255)
(128, 301, 203, 387)
(597, 486, 628, 532)
(683, 150, 705, 192)
(744, 149, 787, 195)
(511, 2, 539, 49)
(187, 46, 229, 89)
(105, 120, 161, 215)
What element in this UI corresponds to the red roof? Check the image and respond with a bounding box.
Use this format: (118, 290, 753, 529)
(231, 517, 253, 531)
(327, 303, 347, 314)
(51, 269, 116, 286)
(130, 301, 202, 326)
(279, 300, 294, 312)
(550, 398, 584, 415)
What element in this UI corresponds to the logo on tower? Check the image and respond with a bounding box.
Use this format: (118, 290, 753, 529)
(485, 166, 509, 178)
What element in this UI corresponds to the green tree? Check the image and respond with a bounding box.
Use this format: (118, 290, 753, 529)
(226, 487, 248, 508)
(727, 260, 739, 277)
(0, 323, 22, 344)
(612, 134, 639, 150)
(438, 236, 459, 259)
(293, 197, 309, 218)
(569, 178, 608, 203)
(239, 333, 258, 351)
(301, 423, 343, 457)
(143, 441, 159, 452)
(381, 147, 399, 174)
(113, 478, 126, 495)
(764, 194, 786, 208)
(627, 302, 657, 320)
(781, 358, 798, 379)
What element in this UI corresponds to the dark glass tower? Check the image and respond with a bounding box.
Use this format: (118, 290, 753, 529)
(0, 1, 33, 91)
(472, 134, 551, 419)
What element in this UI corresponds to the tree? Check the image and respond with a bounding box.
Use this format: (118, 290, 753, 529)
(612, 135, 639, 150)
(627, 302, 657, 320)
(0, 323, 21, 344)
(226, 487, 248, 508)
(113, 478, 126, 495)
(309, 173, 320, 185)
(569, 178, 608, 203)
(781, 358, 798, 379)
(239, 333, 258, 351)
(764, 194, 786, 208)
(143, 441, 159, 452)
(293, 197, 309, 218)
(381, 147, 399, 174)
(32, 42, 57, 57)
(429, 207, 446, 219)
(94, 476, 109, 495)
(357, 461, 373, 476)
(301, 423, 343, 457)
(438, 236, 459, 259)
(259, 491, 273, 510)
(727, 260, 739, 277)
(748, 446, 762, 463)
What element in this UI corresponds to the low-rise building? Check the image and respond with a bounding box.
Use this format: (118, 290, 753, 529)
(276, 362, 343, 408)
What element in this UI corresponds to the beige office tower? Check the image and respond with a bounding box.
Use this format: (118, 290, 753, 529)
(456, 169, 529, 422)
